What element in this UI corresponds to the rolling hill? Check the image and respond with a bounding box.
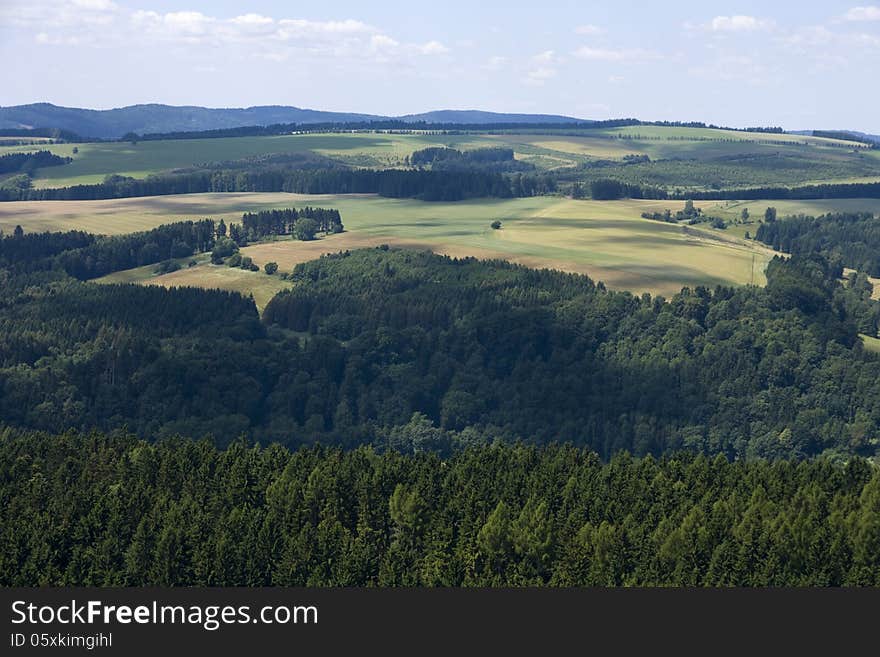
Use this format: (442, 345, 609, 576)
(0, 103, 590, 139)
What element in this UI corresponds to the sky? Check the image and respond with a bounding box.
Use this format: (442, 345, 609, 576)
(1, 0, 879, 132)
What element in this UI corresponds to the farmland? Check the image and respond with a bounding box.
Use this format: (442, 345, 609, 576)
(30, 192, 774, 301)
(2, 125, 878, 191)
(2, 123, 878, 307)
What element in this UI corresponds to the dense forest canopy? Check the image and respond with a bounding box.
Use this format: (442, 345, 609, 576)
(0, 238, 879, 460)
(2, 429, 878, 586)
(755, 213, 880, 277)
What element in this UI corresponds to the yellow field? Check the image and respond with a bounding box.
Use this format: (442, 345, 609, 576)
(0, 192, 791, 297)
(0, 193, 356, 234)
(487, 134, 643, 160)
(97, 256, 290, 311)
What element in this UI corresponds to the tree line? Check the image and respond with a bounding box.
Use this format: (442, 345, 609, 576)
(1, 428, 877, 586)
(584, 179, 880, 202)
(0, 168, 556, 202)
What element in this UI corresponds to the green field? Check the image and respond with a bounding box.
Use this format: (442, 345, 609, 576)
(29, 192, 780, 299)
(709, 198, 880, 239)
(1, 133, 497, 187)
(3, 125, 877, 189)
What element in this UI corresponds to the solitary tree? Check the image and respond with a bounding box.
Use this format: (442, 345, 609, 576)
(264, 262, 278, 275)
(491, 220, 502, 230)
(764, 207, 777, 223)
(741, 208, 750, 222)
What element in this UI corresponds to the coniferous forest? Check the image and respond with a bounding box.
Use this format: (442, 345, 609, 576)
(2, 209, 880, 586)
(1, 429, 878, 587)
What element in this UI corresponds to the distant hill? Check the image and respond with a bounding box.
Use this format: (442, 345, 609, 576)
(398, 109, 588, 124)
(0, 103, 384, 140)
(0, 103, 590, 139)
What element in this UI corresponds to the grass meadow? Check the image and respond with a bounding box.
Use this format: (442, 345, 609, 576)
(45, 193, 786, 301)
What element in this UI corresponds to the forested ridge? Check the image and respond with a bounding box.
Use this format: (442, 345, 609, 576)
(1, 429, 878, 586)
(1, 241, 879, 459)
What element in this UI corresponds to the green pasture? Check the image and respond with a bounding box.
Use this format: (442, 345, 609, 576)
(29, 192, 776, 298)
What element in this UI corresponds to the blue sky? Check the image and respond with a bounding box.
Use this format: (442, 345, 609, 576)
(2, 1, 879, 131)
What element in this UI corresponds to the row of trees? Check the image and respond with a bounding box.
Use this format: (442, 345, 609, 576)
(585, 179, 880, 202)
(0, 168, 557, 202)
(2, 429, 877, 586)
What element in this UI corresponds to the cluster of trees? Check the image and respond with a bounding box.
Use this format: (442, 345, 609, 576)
(589, 179, 668, 200)
(640, 200, 704, 224)
(2, 208, 344, 280)
(755, 213, 880, 276)
(3, 243, 879, 458)
(0, 168, 556, 202)
(55, 220, 216, 280)
(1, 429, 878, 586)
(241, 207, 343, 241)
(409, 147, 535, 173)
(0, 150, 71, 175)
(0, 220, 215, 279)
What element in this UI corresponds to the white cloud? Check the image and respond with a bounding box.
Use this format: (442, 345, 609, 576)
(418, 40, 449, 55)
(533, 50, 562, 64)
(9, 2, 445, 65)
(708, 15, 774, 32)
(371, 34, 399, 49)
(572, 46, 661, 62)
(231, 14, 274, 27)
(71, 0, 116, 9)
(276, 18, 374, 37)
(783, 26, 835, 47)
(781, 23, 880, 60)
(843, 6, 880, 21)
(523, 67, 557, 86)
(483, 56, 507, 71)
(574, 24, 602, 35)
